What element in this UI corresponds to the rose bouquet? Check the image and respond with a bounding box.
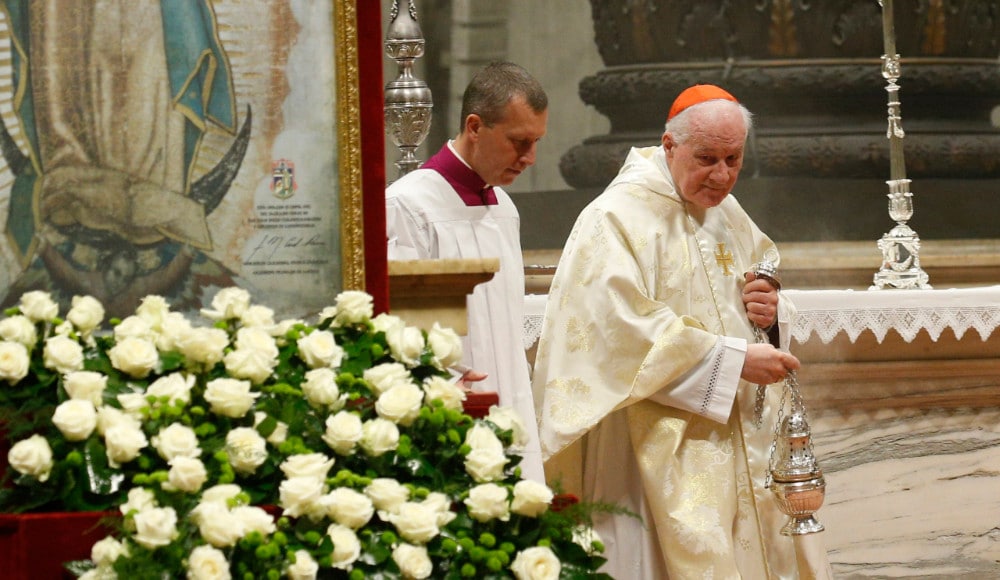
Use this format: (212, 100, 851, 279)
(0, 288, 610, 579)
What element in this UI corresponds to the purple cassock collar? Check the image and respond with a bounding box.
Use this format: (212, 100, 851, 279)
(420, 144, 498, 206)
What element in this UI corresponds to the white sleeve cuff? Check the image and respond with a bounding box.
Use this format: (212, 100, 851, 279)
(647, 336, 747, 424)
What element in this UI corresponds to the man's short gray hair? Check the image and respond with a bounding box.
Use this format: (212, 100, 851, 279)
(664, 99, 754, 144)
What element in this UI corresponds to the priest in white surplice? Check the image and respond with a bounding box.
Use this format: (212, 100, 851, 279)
(386, 62, 548, 483)
(533, 85, 826, 578)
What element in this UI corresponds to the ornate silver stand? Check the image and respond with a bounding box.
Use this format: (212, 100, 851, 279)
(384, 0, 433, 180)
(871, 0, 930, 290)
(768, 371, 826, 536)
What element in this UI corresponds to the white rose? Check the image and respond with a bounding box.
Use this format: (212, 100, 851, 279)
(301, 368, 344, 409)
(324, 487, 374, 530)
(322, 411, 363, 455)
(223, 348, 275, 385)
(52, 399, 98, 441)
(422, 376, 466, 411)
(392, 543, 433, 580)
(146, 372, 195, 406)
(511, 480, 554, 517)
(204, 378, 259, 418)
(152, 423, 201, 461)
(96, 406, 139, 436)
(67, 295, 105, 333)
(232, 506, 276, 536)
(332, 291, 373, 325)
(0, 341, 30, 383)
(385, 325, 425, 366)
(466, 423, 505, 454)
(195, 502, 245, 548)
(0, 315, 37, 347)
(427, 322, 462, 369)
(114, 315, 154, 342)
(363, 362, 411, 396)
(135, 295, 170, 329)
(371, 313, 404, 336)
(63, 371, 108, 406)
(487, 405, 531, 449)
(19, 290, 59, 322)
(571, 525, 603, 556)
(8, 434, 54, 482)
(201, 287, 252, 321)
(375, 383, 424, 426)
(254, 411, 288, 445)
(465, 483, 511, 523)
(116, 392, 150, 418)
(270, 318, 304, 339)
(43, 335, 85, 374)
(187, 544, 231, 580)
(120, 487, 157, 517)
(224, 327, 279, 384)
(164, 456, 208, 493)
(387, 502, 439, 543)
(287, 549, 319, 580)
(364, 478, 410, 515)
(422, 492, 457, 527)
(280, 453, 335, 480)
(296, 330, 344, 369)
(108, 337, 159, 378)
(240, 304, 276, 329)
(104, 423, 149, 467)
(465, 448, 510, 483)
(132, 506, 178, 550)
(176, 326, 229, 367)
(226, 427, 268, 474)
(155, 312, 191, 352)
(279, 476, 326, 519)
(510, 546, 561, 580)
(91, 535, 129, 567)
(359, 418, 399, 457)
(326, 523, 361, 570)
(200, 484, 243, 505)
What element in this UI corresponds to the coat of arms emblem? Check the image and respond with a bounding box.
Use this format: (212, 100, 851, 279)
(271, 158, 297, 199)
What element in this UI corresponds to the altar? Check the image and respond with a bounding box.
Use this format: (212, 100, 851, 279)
(524, 283, 1000, 578)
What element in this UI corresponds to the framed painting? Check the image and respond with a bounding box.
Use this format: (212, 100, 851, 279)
(0, 0, 386, 320)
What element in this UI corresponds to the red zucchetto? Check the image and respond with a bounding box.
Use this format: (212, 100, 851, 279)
(668, 84, 739, 120)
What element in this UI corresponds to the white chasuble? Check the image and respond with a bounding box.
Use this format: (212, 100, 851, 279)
(386, 168, 544, 483)
(533, 146, 805, 578)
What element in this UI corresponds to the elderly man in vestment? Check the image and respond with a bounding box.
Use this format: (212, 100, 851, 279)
(385, 62, 548, 483)
(532, 85, 819, 578)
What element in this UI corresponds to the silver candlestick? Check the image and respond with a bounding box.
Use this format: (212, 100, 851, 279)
(384, 0, 433, 180)
(768, 371, 826, 536)
(871, 0, 931, 290)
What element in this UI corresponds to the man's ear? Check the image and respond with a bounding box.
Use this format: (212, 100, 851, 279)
(661, 132, 674, 151)
(464, 114, 483, 141)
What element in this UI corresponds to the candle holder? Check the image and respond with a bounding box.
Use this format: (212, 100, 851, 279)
(871, 0, 930, 290)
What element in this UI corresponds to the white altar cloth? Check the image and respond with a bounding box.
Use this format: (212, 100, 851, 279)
(524, 286, 1000, 350)
(782, 286, 1000, 344)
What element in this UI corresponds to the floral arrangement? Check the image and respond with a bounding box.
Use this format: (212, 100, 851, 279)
(0, 288, 610, 579)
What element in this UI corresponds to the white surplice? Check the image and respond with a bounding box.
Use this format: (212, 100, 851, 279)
(533, 145, 814, 578)
(385, 159, 545, 484)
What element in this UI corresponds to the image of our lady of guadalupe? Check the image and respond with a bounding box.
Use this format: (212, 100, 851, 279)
(0, 0, 253, 318)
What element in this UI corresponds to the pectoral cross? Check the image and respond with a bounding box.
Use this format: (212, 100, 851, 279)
(714, 243, 734, 276)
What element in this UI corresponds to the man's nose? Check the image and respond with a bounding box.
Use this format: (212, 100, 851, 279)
(520, 143, 537, 166)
